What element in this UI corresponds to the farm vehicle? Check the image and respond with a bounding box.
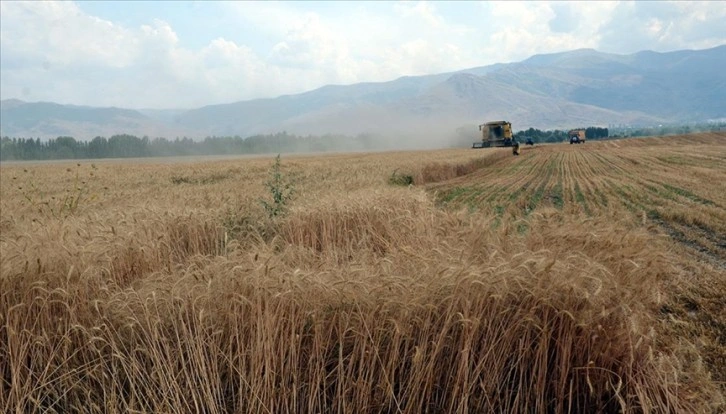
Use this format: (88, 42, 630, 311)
(568, 127, 609, 144)
(568, 129, 586, 144)
(473, 121, 517, 148)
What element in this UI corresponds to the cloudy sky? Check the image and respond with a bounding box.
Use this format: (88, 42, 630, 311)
(1, 1, 724, 109)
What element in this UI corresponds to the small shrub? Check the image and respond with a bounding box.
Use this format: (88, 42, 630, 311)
(170, 171, 230, 185)
(388, 169, 414, 186)
(170, 175, 194, 185)
(260, 154, 296, 219)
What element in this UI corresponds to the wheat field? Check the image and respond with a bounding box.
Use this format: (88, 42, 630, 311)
(1, 133, 724, 413)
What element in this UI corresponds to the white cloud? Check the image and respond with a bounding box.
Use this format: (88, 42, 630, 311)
(0, 1, 724, 109)
(596, 1, 726, 53)
(394, 1, 445, 28)
(481, 2, 624, 60)
(0, 1, 136, 68)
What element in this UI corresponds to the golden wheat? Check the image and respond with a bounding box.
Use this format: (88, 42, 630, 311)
(1, 133, 724, 413)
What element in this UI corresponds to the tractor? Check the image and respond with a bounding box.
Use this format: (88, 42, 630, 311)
(568, 129, 586, 144)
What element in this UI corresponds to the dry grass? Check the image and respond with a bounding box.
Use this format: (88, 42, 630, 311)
(1, 134, 725, 413)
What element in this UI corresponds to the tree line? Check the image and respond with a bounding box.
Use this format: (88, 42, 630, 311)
(584, 127, 609, 139)
(3, 121, 724, 161)
(512, 127, 609, 142)
(512, 128, 569, 143)
(510, 122, 725, 143)
(0, 132, 388, 161)
(608, 122, 726, 138)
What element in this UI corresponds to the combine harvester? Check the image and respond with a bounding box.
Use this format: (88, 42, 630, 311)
(472, 120, 522, 155)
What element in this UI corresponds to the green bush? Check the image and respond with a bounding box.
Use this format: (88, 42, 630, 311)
(388, 169, 414, 186)
(260, 154, 295, 219)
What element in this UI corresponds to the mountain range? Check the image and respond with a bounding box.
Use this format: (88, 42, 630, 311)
(1, 45, 724, 142)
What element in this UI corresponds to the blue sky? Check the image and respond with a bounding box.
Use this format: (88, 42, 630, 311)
(1, 1, 724, 109)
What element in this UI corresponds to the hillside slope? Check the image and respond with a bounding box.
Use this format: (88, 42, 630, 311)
(1, 46, 724, 139)
(0, 100, 200, 139)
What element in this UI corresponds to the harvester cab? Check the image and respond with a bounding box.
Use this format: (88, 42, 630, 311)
(473, 121, 516, 149)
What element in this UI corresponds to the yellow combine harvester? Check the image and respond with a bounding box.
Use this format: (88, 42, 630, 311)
(472, 121, 517, 148)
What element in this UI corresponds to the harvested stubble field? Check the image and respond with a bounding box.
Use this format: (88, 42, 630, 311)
(1, 133, 725, 413)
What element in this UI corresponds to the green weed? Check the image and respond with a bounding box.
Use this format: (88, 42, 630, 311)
(17, 163, 97, 219)
(550, 181, 564, 209)
(171, 171, 231, 185)
(260, 154, 296, 219)
(388, 169, 414, 186)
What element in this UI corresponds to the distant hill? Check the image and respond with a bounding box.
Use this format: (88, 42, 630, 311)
(508, 46, 726, 120)
(0, 101, 199, 139)
(1, 45, 724, 141)
(170, 45, 726, 138)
